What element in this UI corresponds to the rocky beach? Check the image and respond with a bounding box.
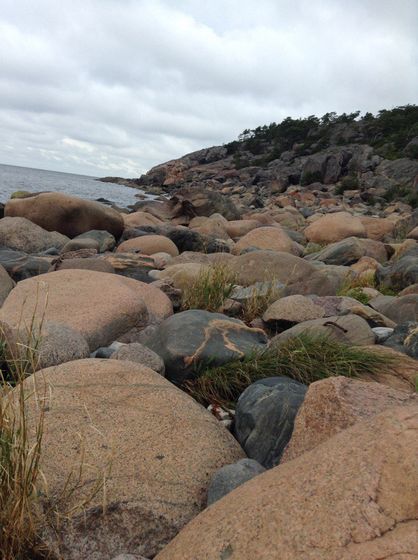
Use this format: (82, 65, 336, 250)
(0, 107, 417, 559)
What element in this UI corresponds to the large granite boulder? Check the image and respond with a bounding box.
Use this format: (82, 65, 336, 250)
(281, 376, 416, 463)
(309, 236, 388, 265)
(5, 192, 124, 239)
(0, 216, 69, 253)
(0, 269, 172, 352)
(234, 376, 308, 468)
(228, 251, 316, 287)
(262, 295, 325, 329)
(370, 294, 418, 324)
(155, 406, 418, 560)
(146, 310, 268, 384)
(304, 211, 366, 244)
(17, 359, 244, 559)
(233, 226, 293, 255)
(271, 314, 376, 346)
(168, 187, 241, 221)
(117, 235, 179, 257)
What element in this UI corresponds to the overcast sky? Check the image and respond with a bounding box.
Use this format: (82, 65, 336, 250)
(0, 0, 417, 178)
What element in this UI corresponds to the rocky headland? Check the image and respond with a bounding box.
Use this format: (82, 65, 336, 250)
(0, 106, 417, 559)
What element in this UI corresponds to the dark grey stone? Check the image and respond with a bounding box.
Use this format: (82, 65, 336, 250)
(146, 310, 268, 384)
(75, 230, 116, 252)
(383, 321, 418, 359)
(207, 458, 265, 506)
(234, 376, 307, 468)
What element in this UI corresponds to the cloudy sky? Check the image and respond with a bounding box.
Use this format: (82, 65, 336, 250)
(0, 0, 417, 178)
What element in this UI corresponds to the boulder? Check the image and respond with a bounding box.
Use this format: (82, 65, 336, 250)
(270, 314, 376, 346)
(370, 294, 418, 324)
(207, 459, 265, 506)
(233, 226, 293, 255)
(309, 236, 387, 265)
(360, 216, 396, 240)
(17, 359, 244, 559)
(52, 257, 115, 274)
(155, 406, 418, 560)
(189, 216, 231, 240)
(377, 245, 418, 291)
(169, 187, 241, 221)
(262, 295, 325, 328)
(74, 230, 116, 252)
(0, 269, 172, 352)
(5, 192, 124, 239)
(112, 342, 165, 375)
(304, 211, 366, 244)
(234, 377, 308, 468)
(60, 237, 100, 254)
(383, 321, 418, 359)
(146, 310, 268, 384)
(103, 253, 156, 283)
(0, 217, 69, 253)
(0, 264, 14, 306)
(228, 251, 316, 287)
(281, 377, 416, 463)
(123, 211, 164, 228)
(0, 247, 51, 281)
(224, 220, 260, 239)
(117, 235, 179, 257)
(154, 263, 204, 291)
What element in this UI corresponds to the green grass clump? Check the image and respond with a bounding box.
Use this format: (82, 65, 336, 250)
(340, 287, 371, 305)
(181, 264, 237, 313)
(238, 282, 283, 323)
(185, 334, 395, 408)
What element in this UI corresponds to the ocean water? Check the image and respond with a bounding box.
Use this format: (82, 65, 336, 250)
(0, 163, 148, 208)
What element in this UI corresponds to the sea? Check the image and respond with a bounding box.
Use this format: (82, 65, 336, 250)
(0, 163, 150, 208)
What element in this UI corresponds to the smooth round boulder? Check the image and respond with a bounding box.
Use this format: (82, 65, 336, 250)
(309, 236, 388, 265)
(281, 376, 416, 463)
(207, 459, 265, 506)
(0, 216, 69, 253)
(305, 211, 366, 244)
(370, 294, 418, 324)
(17, 359, 244, 559)
(155, 406, 418, 560)
(233, 226, 293, 255)
(0, 269, 172, 352)
(146, 310, 268, 384)
(263, 295, 325, 328)
(74, 230, 116, 252)
(271, 314, 376, 346)
(228, 251, 316, 287)
(234, 376, 308, 468)
(60, 237, 100, 254)
(153, 263, 204, 290)
(123, 211, 164, 228)
(224, 220, 260, 239)
(117, 235, 179, 257)
(5, 192, 124, 239)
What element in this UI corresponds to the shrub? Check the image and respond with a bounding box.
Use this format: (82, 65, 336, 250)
(185, 334, 395, 408)
(181, 264, 237, 313)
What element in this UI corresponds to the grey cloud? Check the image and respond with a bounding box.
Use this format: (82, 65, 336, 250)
(0, 0, 417, 177)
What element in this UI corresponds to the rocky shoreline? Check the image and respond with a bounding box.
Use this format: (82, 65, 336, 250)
(0, 111, 417, 559)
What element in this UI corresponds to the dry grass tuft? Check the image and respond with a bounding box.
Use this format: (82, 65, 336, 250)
(181, 263, 237, 312)
(186, 334, 396, 408)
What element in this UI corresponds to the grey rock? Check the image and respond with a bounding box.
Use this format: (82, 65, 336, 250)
(0, 216, 69, 253)
(75, 230, 116, 252)
(370, 295, 418, 324)
(146, 310, 268, 384)
(372, 327, 394, 343)
(92, 341, 125, 358)
(234, 376, 307, 468)
(383, 321, 418, 359)
(207, 458, 265, 506)
(60, 238, 100, 254)
(112, 343, 165, 375)
(0, 247, 51, 281)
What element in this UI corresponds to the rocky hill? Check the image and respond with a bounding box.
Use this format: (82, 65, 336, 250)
(134, 105, 418, 213)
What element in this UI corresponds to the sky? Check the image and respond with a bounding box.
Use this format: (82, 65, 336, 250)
(0, 0, 417, 178)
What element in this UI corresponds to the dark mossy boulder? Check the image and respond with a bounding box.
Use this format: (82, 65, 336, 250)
(146, 310, 268, 384)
